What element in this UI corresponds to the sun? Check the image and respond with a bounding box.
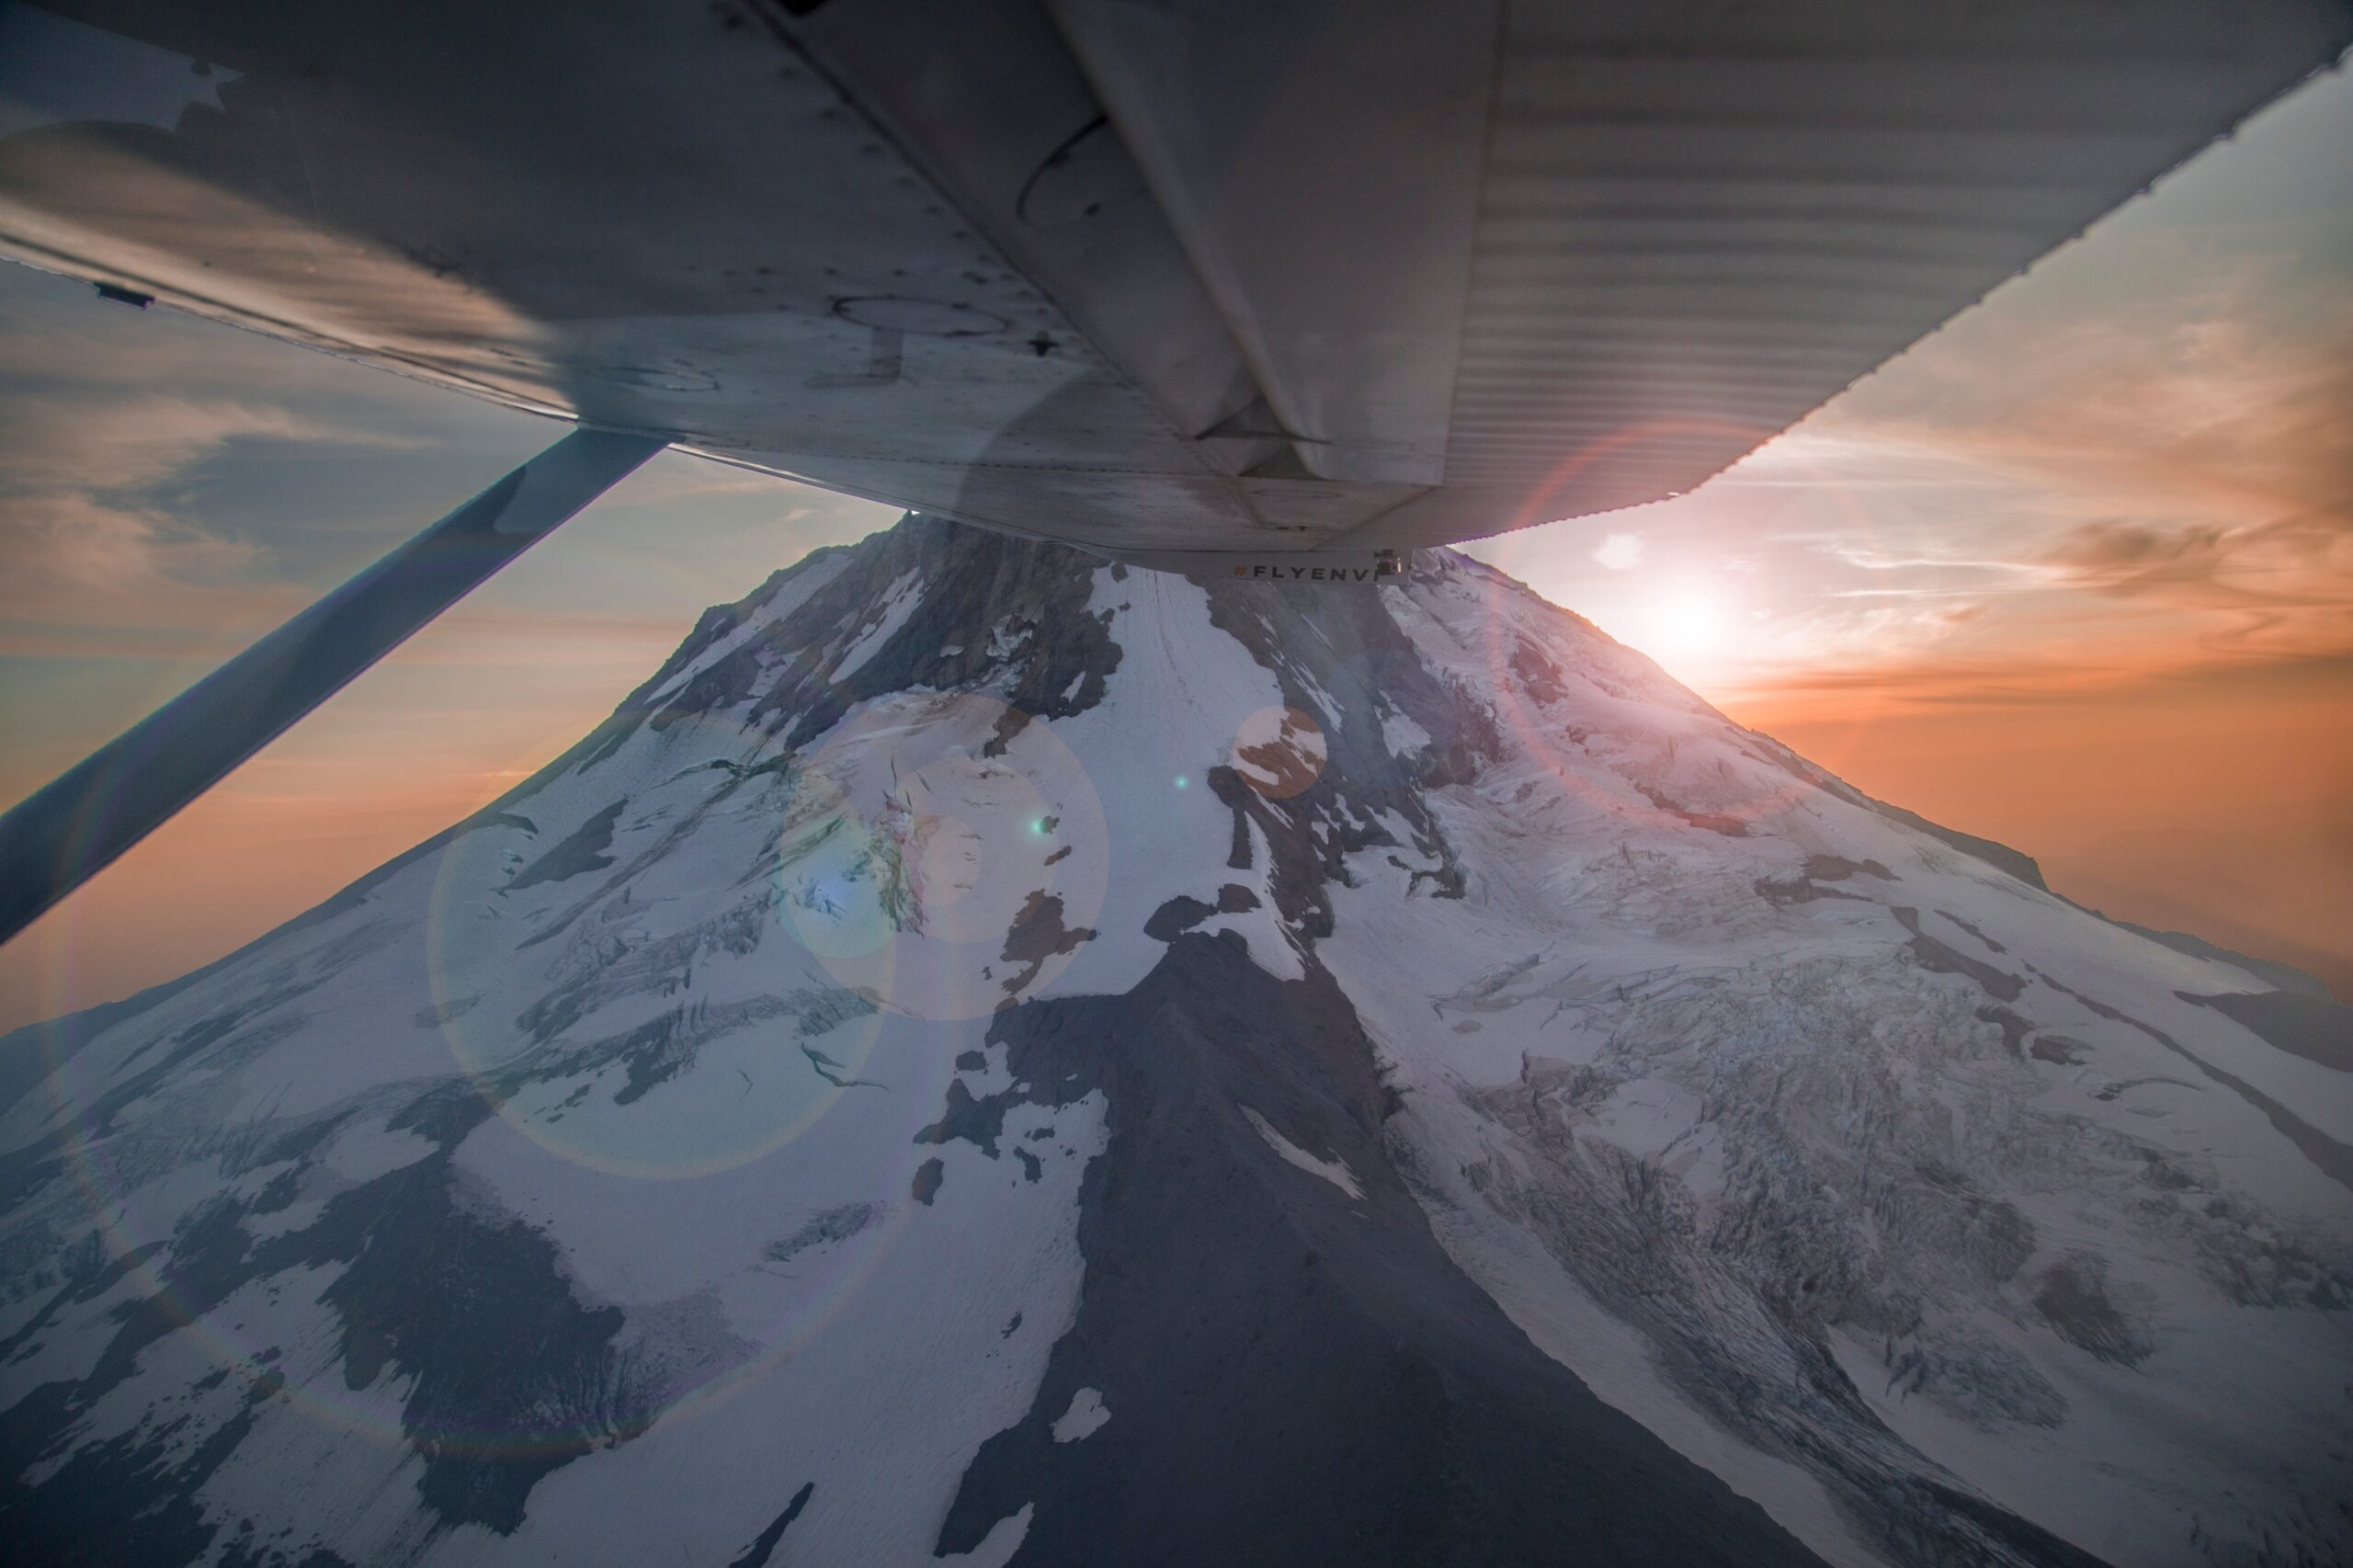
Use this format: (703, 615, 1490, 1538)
(1633, 585, 1729, 678)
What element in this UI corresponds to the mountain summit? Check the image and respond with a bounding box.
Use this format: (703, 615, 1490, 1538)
(3, 517, 2346, 1568)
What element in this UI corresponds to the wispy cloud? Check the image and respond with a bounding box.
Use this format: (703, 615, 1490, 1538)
(0, 294, 442, 637)
(2040, 515, 2352, 597)
(0, 392, 409, 494)
(1690, 200, 2353, 700)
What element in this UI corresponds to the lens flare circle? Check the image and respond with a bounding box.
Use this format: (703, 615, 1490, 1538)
(414, 709, 889, 1185)
(771, 690, 1109, 1022)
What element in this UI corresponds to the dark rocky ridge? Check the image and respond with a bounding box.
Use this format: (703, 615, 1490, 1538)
(1, 1083, 633, 1558)
(2110, 918, 2336, 1002)
(640, 518, 1124, 753)
(934, 930, 1827, 1568)
(2174, 988, 2352, 1074)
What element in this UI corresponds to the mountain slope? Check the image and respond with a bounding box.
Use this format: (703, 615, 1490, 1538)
(2, 517, 2345, 1568)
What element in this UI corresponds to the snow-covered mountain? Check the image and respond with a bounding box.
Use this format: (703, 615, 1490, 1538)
(3, 516, 2347, 1568)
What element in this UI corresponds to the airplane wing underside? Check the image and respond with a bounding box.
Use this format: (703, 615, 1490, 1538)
(1, 0, 2347, 558)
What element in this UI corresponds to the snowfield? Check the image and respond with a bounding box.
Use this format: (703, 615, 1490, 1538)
(1, 517, 2345, 1568)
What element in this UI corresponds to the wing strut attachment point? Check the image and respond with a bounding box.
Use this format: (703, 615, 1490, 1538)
(0, 426, 666, 947)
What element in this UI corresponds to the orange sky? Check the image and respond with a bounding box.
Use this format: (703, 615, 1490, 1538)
(1728, 664, 2353, 998)
(2, 68, 2348, 1031)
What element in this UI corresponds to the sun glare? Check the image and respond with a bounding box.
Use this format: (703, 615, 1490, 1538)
(1630, 586, 1731, 682)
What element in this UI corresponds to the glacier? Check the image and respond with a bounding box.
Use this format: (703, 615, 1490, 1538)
(0, 515, 2346, 1567)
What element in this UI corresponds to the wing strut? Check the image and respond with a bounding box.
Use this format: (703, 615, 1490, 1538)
(0, 426, 666, 947)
